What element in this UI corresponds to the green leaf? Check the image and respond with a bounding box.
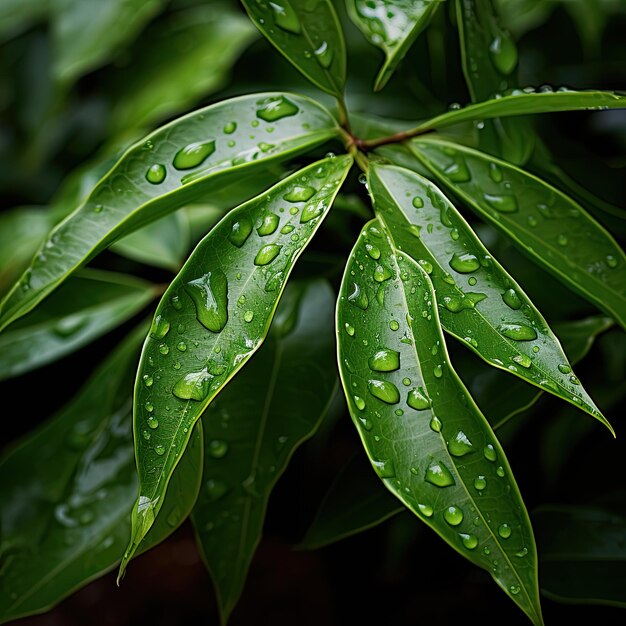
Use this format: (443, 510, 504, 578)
(120, 154, 352, 575)
(411, 89, 626, 133)
(347, 0, 442, 91)
(337, 217, 543, 624)
(0, 326, 203, 624)
(410, 138, 626, 330)
(367, 162, 612, 431)
(0, 93, 340, 333)
(240, 0, 346, 97)
(535, 506, 626, 607)
(0, 270, 153, 381)
(192, 278, 337, 623)
(51, 0, 165, 83)
(108, 5, 257, 133)
(300, 452, 405, 550)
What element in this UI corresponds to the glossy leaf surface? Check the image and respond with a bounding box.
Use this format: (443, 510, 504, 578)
(0, 327, 203, 624)
(0, 93, 340, 332)
(241, 0, 346, 97)
(368, 163, 610, 430)
(347, 0, 441, 91)
(411, 138, 626, 330)
(337, 218, 542, 624)
(0, 270, 153, 381)
(120, 155, 352, 572)
(192, 279, 337, 622)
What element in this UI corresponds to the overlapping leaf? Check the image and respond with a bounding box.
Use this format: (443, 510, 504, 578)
(347, 0, 442, 91)
(241, 0, 346, 97)
(367, 163, 611, 430)
(0, 326, 203, 624)
(337, 217, 542, 623)
(410, 138, 626, 330)
(119, 155, 352, 574)
(192, 279, 337, 622)
(0, 93, 340, 332)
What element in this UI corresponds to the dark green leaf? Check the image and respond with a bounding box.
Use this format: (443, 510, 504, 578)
(0, 270, 153, 381)
(347, 0, 442, 91)
(300, 452, 405, 549)
(0, 0, 48, 42)
(535, 506, 626, 607)
(192, 279, 337, 622)
(0, 93, 340, 332)
(411, 138, 626, 330)
(0, 326, 203, 624)
(337, 217, 543, 624)
(240, 0, 346, 97)
(367, 163, 611, 431)
(120, 155, 352, 574)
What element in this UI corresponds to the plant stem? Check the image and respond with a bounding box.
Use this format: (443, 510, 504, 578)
(358, 127, 435, 150)
(336, 96, 351, 132)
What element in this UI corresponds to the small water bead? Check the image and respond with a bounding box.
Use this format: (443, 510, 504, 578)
(509, 585, 520, 595)
(177, 341, 187, 352)
(155, 444, 165, 455)
(407, 387, 430, 411)
(159, 343, 169, 355)
(368, 348, 400, 372)
(498, 523, 512, 539)
(425, 462, 455, 487)
(418, 503, 434, 517)
(150, 314, 170, 339)
(256, 95, 300, 122)
(557, 234, 568, 246)
(502, 288, 522, 310)
(444, 506, 464, 526)
(208, 439, 229, 459)
(527, 215, 538, 227)
(280, 224, 294, 234)
(484, 444, 497, 462)
(142, 430, 151, 441)
(430, 416, 442, 432)
(389, 320, 399, 331)
(496, 466, 505, 477)
(147, 416, 159, 429)
(516, 547, 529, 558)
(143, 374, 154, 388)
(372, 459, 396, 478)
(258, 141, 275, 153)
(368, 380, 400, 404)
(365, 243, 381, 260)
(170, 294, 183, 311)
(450, 228, 460, 241)
(606, 254, 618, 269)
(497, 323, 537, 341)
(474, 476, 487, 491)
(223, 121, 237, 134)
(468, 277, 477, 287)
(269, 0, 301, 33)
(345, 322, 355, 336)
(146, 163, 166, 184)
(558, 363, 571, 374)
(145, 401, 154, 413)
(489, 33, 518, 74)
(353, 395, 365, 410)
(460, 533, 478, 550)
(489, 162, 503, 183)
(186, 269, 229, 332)
(93, 204, 103, 213)
(313, 40, 333, 68)
(284, 185, 316, 202)
(348, 283, 369, 310)
(289, 206, 299, 216)
(395, 409, 404, 416)
(401, 378, 411, 387)
(433, 364, 443, 378)
(300, 203, 323, 223)
(449, 252, 480, 273)
(483, 193, 518, 213)
(254, 244, 281, 265)
(243, 310, 254, 322)
(448, 430, 473, 457)
(228, 216, 253, 247)
(257, 212, 279, 236)
(418, 259, 433, 274)
(174, 362, 181, 370)
(173, 141, 215, 170)
(443, 159, 471, 183)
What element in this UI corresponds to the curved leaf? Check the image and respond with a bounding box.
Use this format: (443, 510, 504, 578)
(192, 279, 337, 623)
(337, 217, 543, 624)
(0, 93, 340, 332)
(0, 326, 203, 624)
(120, 155, 352, 574)
(411, 138, 626, 330)
(0, 270, 153, 381)
(347, 0, 442, 91)
(241, 0, 346, 97)
(367, 163, 611, 431)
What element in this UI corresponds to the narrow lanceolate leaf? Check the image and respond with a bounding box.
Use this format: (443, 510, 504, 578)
(411, 138, 626, 330)
(535, 506, 626, 607)
(192, 279, 337, 623)
(0, 270, 153, 381)
(120, 155, 352, 575)
(241, 0, 346, 97)
(368, 163, 612, 431)
(0, 326, 203, 624)
(0, 93, 340, 332)
(347, 0, 442, 91)
(337, 218, 543, 624)
(300, 452, 405, 550)
(410, 89, 626, 133)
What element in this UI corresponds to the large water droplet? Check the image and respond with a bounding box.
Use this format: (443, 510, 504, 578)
(374, 264, 392, 282)
(460, 533, 478, 550)
(483, 193, 518, 213)
(269, 0, 302, 33)
(147, 416, 159, 429)
(368, 379, 400, 404)
(257, 212, 279, 236)
(407, 387, 430, 411)
(425, 462, 455, 487)
(372, 459, 395, 478)
(474, 475, 487, 491)
(146, 163, 166, 184)
(448, 430, 473, 457)
(498, 523, 512, 539)
(365, 243, 381, 260)
(418, 503, 434, 517)
(284, 185, 316, 202)
(512, 354, 532, 368)
(254, 244, 281, 265)
(173, 141, 216, 170)
(484, 444, 497, 462)
(489, 162, 503, 183)
(558, 364, 571, 374)
(185, 270, 228, 333)
(449, 252, 480, 273)
(354, 395, 365, 410)
(489, 33, 518, 75)
(502, 288, 522, 310)
(444, 505, 464, 526)
(172, 367, 211, 401)
(256, 95, 299, 122)
(150, 314, 170, 339)
(348, 283, 368, 310)
(430, 416, 442, 432)
(497, 323, 537, 341)
(228, 216, 253, 248)
(313, 40, 333, 68)
(368, 348, 400, 372)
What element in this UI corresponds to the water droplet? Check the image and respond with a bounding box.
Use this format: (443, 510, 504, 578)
(256, 95, 299, 122)
(172, 368, 211, 401)
(509, 585, 520, 595)
(502, 288, 522, 310)
(143, 374, 154, 388)
(489, 162, 503, 183)
(244, 310, 254, 322)
(281, 224, 295, 234)
(372, 459, 395, 478)
(425, 462, 455, 487)
(512, 354, 531, 368)
(558, 364, 571, 374)
(354, 395, 365, 410)
(407, 387, 430, 411)
(93, 204, 103, 213)
(498, 523, 512, 539)
(433, 364, 443, 378)
(150, 314, 170, 339)
(177, 341, 187, 352)
(208, 439, 229, 459)
(557, 234, 568, 246)
(460, 533, 478, 550)
(348, 283, 369, 310)
(185, 269, 228, 333)
(448, 430, 473, 457)
(368, 379, 400, 404)
(606, 254, 618, 269)
(497, 323, 537, 341)
(516, 547, 528, 558)
(205, 478, 229, 502)
(147, 416, 159, 429)
(313, 40, 333, 68)
(228, 216, 253, 247)
(418, 259, 433, 274)
(365, 243, 381, 260)
(389, 320, 399, 331)
(258, 141, 275, 153)
(489, 33, 518, 75)
(146, 163, 166, 184)
(496, 466, 505, 477)
(284, 185, 316, 202)
(449, 252, 480, 273)
(155, 444, 165, 455)
(159, 343, 169, 355)
(145, 401, 154, 413)
(223, 121, 237, 134)
(444, 506, 464, 526)
(142, 430, 151, 440)
(483, 193, 518, 213)
(412, 196, 424, 209)
(254, 243, 281, 265)
(173, 141, 216, 170)
(257, 212, 279, 236)
(474, 476, 487, 490)
(484, 444, 497, 462)
(430, 416, 442, 432)
(368, 348, 400, 372)
(443, 159, 471, 183)
(418, 503, 433, 517)
(269, 0, 301, 33)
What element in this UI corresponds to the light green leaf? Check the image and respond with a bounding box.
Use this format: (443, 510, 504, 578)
(0, 270, 153, 381)
(0, 93, 340, 333)
(347, 0, 442, 91)
(300, 452, 405, 550)
(367, 163, 611, 431)
(240, 0, 346, 97)
(192, 279, 337, 623)
(119, 155, 352, 575)
(51, 0, 165, 83)
(337, 217, 543, 624)
(0, 0, 48, 42)
(109, 5, 257, 133)
(410, 138, 626, 330)
(0, 326, 203, 624)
